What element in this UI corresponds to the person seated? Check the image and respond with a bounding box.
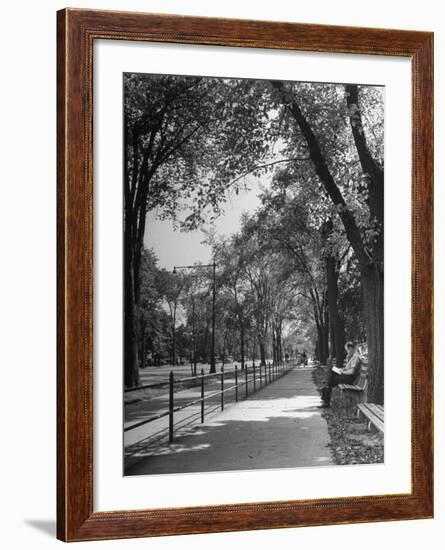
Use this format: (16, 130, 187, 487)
(319, 342, 362, 408)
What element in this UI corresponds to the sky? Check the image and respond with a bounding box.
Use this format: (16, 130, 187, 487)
(144, 175, 268, 270)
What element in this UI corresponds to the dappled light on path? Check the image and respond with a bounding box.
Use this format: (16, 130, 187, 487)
(204, 394, 322, 425)
(125, 368, 333, 475)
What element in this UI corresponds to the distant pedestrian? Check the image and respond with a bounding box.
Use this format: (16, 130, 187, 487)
(301, 351, 308, 366)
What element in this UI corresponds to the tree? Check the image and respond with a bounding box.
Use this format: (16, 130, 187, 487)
(157, 270, 188, 367)
(127, 75, 384, 402)
(124, 75, 272, 386)
(239, 233, 275, 366)
(124, 75, 213, 385)
(249, 184, 331, 364)
(270, 80, 384, 403)
(323, 218, 347, 368)
(214, 236, 252, 369)
(138, 249, 164, 369)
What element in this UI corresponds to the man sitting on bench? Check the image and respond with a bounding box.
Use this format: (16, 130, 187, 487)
(319, 342, 362, 408)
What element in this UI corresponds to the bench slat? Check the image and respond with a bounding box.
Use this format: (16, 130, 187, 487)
(362, 403, 385, 422)
(357, 403, 384, 432)
(339, 384, 364, 391)
(358, 403, 383, 417)
(365, 403, 384, 420)
(361, 407, 383, 425)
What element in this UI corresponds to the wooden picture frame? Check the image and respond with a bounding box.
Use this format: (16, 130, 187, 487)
(57, 8, 434, 542)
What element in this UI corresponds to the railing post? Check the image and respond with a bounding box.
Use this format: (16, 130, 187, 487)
(253, 363, 256, 392)
(201, 368, 205, 423)
(235, 365, 238, 402)
(169, 370, 174, 443)
(221, 365, 224, 411)
(245, 365, 248, 397)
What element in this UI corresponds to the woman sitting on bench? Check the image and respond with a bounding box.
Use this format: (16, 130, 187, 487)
(319, 342, 362, 408)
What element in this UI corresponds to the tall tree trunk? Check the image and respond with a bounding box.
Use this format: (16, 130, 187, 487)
(123, 119, 139, 389)
(313, 296, 329, 365)
(277, 322, 283, 364)
(326, 254, 346, 368)
(336, 316, 345, 367)
(124, 242, 140, 388)
(253, 338, 257, 364)
(362, 264, 384, 403)
(272, 325, 277, 365)
(329, 320, 336, 361)
(259, 339, 266, 366)
(271, 80, 384, 405)
(139, 320, 147, 370)
(346, 84, 384, 401)
(323, 308, 330, 363)
(316, 321, 328, 365)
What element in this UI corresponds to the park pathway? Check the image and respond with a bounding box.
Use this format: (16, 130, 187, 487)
(125, 367, 333, 475)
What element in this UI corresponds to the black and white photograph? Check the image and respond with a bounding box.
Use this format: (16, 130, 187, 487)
(2, 0, 439, 546)
(123, 72, 384, 476)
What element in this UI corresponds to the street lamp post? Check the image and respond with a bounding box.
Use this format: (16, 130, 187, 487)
(173, 259, 218, 374)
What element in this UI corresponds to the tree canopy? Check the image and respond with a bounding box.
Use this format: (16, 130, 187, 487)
(124, 73, 384, 404)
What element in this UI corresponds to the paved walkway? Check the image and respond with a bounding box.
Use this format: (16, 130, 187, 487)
(125, 367, 333, 475)
(124, 365, 289, 449)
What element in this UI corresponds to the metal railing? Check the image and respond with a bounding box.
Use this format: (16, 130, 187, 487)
(124, 361, 295, 448)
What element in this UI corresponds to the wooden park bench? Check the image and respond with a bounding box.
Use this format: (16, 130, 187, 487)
(357, 402, 384, 433)
(331, 361, 368, 414)
(338, 361, 368, 396)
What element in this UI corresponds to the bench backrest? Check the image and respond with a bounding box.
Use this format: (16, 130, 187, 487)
(354, 361, 368, 390)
